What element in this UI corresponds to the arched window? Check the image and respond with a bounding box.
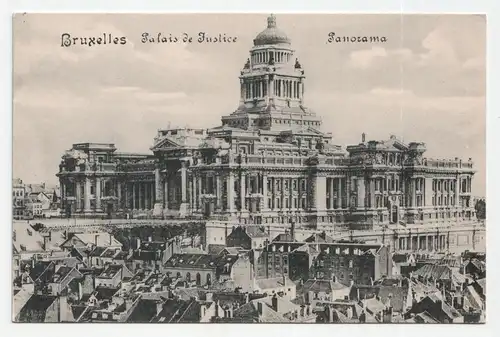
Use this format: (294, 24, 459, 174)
(196, 273, 201, 285)
(176, 272, 181, 279)
(186, 272, 191, 282)
(206, 273, 212, 286)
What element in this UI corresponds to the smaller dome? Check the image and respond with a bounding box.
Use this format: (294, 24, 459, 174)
(253, 14, 291, 46)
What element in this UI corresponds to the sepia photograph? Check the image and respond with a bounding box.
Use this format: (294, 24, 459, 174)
(11, 13, 486, 323)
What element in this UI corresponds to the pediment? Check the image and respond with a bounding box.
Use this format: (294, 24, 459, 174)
(151, 137, 181, 151)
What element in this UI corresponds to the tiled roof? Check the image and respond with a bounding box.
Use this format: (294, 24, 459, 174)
(244, 226, 268, 238)
(349, 284, 410, 313)
(412, 311, 440, 323)
(97, 264, 124, 279)
(413, 264, 453, 280)
(17, 295, 57, 322)
(164, 253, 238, 272)
(305, 232, 336, 243)
(393, 254, 411, 263)
(94, 287, 118, 301)
(151, 299, 202, 323)
(302, 279, 348, 293)
(255, 276, 293, 290)
(65, 233, 122, 248)
(476, 278, 486, 295)
(12, 288, 32, 320)
(13, 223, 61, 253)
(89, 246, 107, 257)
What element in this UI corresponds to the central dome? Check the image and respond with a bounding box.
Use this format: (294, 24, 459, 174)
(253, 14, 291, 46)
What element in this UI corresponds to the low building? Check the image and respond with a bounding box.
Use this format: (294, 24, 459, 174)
(164, 253, 239, 287)
(310, 242, 392, 286)
(95, 264, 133, 288)
(60, 232, 123, 251)
(301, 278, 350, 303)
(226, 225, 269, 250)
(406, 294, 464, 323)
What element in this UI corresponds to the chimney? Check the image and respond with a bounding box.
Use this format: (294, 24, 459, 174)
(271, 294, 278, 312)
(383, 307, 393, 323)
(228, 304, 233, 318)
(350, 280, 355, 287)
(356, 288, 360, 300)
(156, 300, 163, 315)
(257, 301, 263, 316)
(109, 234, 113, 246)
(136, 238, 141, 249)
(306, 304, 311, 316)
(245, 292, 250, 304)
(290, 221, 295, 242)
(300, 305, 305, 317)
(215, 300, 220, 317)
(327, 305, 334, 323)
(148, 236, 152, 242)
(362, 133, 366, 143)
(206, 292, 213, 302)
(94, 234, 99, 247)
(43, 236, 49, 251)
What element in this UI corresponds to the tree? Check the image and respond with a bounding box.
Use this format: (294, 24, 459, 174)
(475, 199, 486, 220)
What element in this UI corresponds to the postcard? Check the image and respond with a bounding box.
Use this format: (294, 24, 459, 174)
(12, 13, 486, 324)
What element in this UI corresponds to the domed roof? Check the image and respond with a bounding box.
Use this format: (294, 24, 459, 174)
(253, 14, 291, 46)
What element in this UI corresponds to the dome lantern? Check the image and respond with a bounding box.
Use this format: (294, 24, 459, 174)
(253, 14, 291, 46)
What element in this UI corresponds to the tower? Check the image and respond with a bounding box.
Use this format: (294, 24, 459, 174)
(221, 14, 322, 132)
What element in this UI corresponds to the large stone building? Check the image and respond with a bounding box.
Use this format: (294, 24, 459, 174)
(57, 15, 482, 250)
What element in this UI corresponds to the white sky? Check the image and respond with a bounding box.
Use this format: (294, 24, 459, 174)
(12, 14, 486, 196)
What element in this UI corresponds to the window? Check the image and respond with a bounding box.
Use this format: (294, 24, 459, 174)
(348, 260, 353, 269)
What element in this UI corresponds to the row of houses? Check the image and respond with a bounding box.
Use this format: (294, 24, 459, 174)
(13, 178, 61, 220)
(12, 221, 486, 323)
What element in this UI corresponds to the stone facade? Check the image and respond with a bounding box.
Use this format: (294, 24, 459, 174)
(56, 15, 481, 241)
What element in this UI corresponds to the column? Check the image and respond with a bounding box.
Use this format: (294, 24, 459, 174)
(216, 175, 222, 210)
(269, 76, 274, 102)
(164, 176, 169, 210)
(262, 173, 268, 210)
(192, 176, 197, 211)
(74, 181, 81, 210)
(227, 173, 235, 212)
(190, 178, 195, 210)
(312, 174, 327, 211)
(95, 177, 101, 210)
(181, 161, 188, 203)
(329, 178, 334, 209)
(197, 175, 202, 209)
(132, 183, 136, 210)
(370, 179, 375, 208)
(337, 178, 343, 209)
(84, 177, 91, 212)
(240, 173, 246, 211)
(117, 181, 122, 210)
(150, 182, 154, 209)
(154, 165, 163, 207)
(356, 178, 365, 208)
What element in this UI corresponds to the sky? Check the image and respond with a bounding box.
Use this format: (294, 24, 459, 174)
(12, 13, 486, 196)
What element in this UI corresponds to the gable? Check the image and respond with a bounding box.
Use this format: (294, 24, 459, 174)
(62, 236, 86, 248)
(151, 137, 182, 151)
